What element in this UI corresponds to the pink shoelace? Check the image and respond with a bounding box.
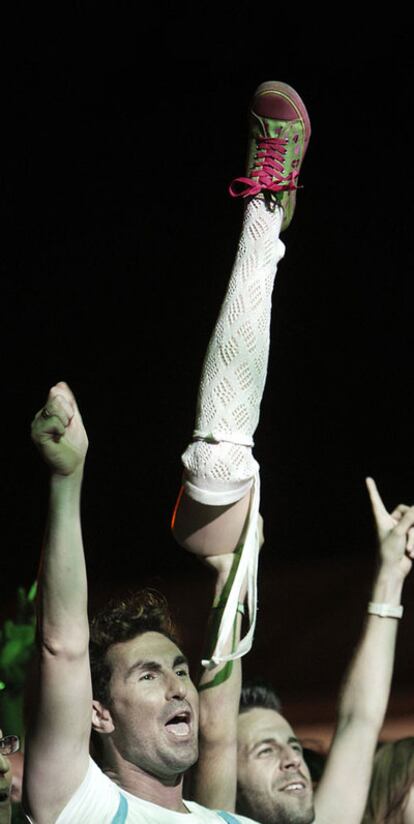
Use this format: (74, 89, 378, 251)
(229, 135, 300, 198)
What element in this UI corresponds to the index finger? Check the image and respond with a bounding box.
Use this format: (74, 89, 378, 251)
(365, 477, 388, 521)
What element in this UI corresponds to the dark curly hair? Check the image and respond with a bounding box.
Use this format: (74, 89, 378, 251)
(89, 589, 177, 708)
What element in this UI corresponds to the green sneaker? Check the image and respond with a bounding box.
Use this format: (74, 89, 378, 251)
(229, 81, 311, 230)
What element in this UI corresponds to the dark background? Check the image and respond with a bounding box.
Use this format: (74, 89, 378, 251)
(1, 9, 414, 733)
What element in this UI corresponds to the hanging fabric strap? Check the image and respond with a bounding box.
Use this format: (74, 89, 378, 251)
(202, 470, 260, 668)
(111, 792, 129, 824)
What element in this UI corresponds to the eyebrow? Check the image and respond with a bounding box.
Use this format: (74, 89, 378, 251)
(125, 654, 189, 681)
(250, 735, 303, 754)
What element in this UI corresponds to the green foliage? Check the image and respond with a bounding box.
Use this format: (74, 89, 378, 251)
(0, 583, 37, 692)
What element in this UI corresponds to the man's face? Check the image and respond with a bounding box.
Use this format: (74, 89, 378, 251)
(237, 708, 315, 824)
(105, 631, 199, 781)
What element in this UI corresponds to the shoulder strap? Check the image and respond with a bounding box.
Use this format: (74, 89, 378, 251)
(111, 792, 129, 824)
(112, 795, 238, 824)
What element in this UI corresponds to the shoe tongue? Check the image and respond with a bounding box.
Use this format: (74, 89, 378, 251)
(252, 112, 277, 139)
(252, 111, 300, 141)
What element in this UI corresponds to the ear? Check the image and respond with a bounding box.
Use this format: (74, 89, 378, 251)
(92, 700, 115, 735)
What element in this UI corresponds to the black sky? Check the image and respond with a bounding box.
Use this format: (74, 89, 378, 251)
(1, 11, 414, 698)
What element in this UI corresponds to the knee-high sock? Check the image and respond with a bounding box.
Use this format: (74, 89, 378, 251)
(182, 198, 285, 667)
(182, 197, 284, 503)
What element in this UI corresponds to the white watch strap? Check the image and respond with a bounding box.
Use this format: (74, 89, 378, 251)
(368, 601, 403, 619)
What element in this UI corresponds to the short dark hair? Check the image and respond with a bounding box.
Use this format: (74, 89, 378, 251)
(89, 589, 177, 707)
(239, 679, 282, 714)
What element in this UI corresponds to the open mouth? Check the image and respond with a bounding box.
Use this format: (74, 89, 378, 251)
(165, 711, 191, 738)
(0, 791, 10, 804)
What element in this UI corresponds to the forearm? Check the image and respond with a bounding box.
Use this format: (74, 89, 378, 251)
(315, 486, 413, 824)
(337, 562, 404, 730)
(24, 385, 92, 822)
(199, 553, 244, 736)
(315, 565, 405, 824)
(194, 560, 243, 810)
(38, 468, 88, 651)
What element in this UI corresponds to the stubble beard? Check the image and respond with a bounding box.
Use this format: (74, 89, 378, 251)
(109, 723, 199, 781)
(237, 787, 315, 824)
(264, 808, 315, 824)
(144, 739, 199, 781)
(155, 728, 199, 779)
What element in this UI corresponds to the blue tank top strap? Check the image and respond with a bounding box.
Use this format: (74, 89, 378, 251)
(111, 791, 129, 824)
(111, 796, 238, 824)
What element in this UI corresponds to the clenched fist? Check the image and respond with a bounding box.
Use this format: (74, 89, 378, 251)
(31, 382, 88, 476)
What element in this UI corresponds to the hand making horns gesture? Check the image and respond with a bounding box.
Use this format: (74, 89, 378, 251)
(366, 477, 414, 579)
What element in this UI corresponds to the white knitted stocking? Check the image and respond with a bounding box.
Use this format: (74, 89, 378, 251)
(182, 197, 285, 504)
(181, 198, 286, 668)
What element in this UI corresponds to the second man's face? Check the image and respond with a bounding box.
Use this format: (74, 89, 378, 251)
(237, 707, 315, 824)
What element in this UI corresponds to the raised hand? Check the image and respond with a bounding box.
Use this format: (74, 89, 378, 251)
(366, 477, 414, 578)
(31, 382, 88, 476)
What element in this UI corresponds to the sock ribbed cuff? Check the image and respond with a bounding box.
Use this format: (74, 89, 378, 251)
(182, 471, 254, 506)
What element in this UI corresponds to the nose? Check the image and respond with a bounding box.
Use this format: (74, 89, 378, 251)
(165, 670, 187, 701)
(280, 744, 302, 772)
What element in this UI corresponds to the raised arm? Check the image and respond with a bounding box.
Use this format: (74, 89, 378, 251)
(192, 519, 263, 811)
(191, 550, 243, 811)
(24, 383, 91, 824)
(314, 478, 414, 824)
